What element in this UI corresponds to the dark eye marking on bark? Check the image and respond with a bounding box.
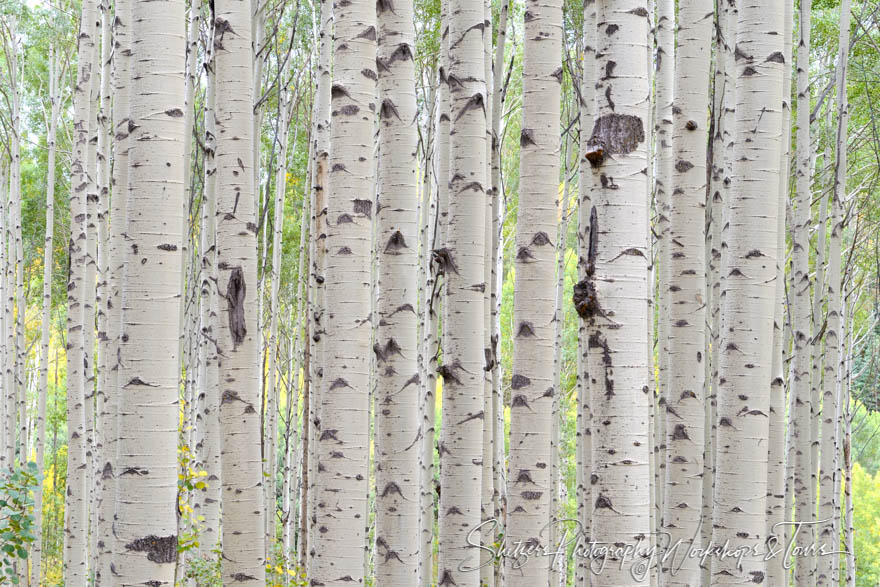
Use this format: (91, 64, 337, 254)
(511, 394, 531, 409)
(675, 160, 694, 172)
(586, 114, 646, 167)
(157, 243, 177, 251)
(388, 43, 414, 65)
(516, 247, 536, 262)
(230, 573, 258, 582)
(319, 429, 339, 442)
(124, 534, 177, 564)
(431, 248, 459, 275)
(329, 378, 352, 391)
(225, 267, 247, 347)
(511, 374, 531, 390)
(361, 68, 377, 81)
(551, 66, 563, 83)
(629, 6, 649, 16)
(457, 410, 484, 425)
(379, 481, 404, 498)
(521, 491, 543, 500)
(438, 570, 457, 586)
(749, 570, 765, 583)
(356, 25, 377, 40)
(373, 338, 402, 363)
(384, 230, 408, 254)
(212, 18, 233, 50)
(606, 24, 619, 35)
(671, 424, 690, 440)
(595, 495, 620, 512)
(124, 376, 158, 387)
(437, 360, 463, 386)
(337, 246, 352, 255)
(454, 93, 486, 122)
(734, 45, 752, 62)
(379, 98, 400, 121)
(686, 120, 698, 131)
(531, 231, 551, 246)
(336, 104, 360, 116)
(353, 198, 372, 217)
(516, 321, 536, 338)
(514, 469, 534, 484)
(766, 51, 785, 64)
(164, 108, 184, 118)
(520, 128, 537, 147)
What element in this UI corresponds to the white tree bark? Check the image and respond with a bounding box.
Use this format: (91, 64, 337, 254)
(113, 0, 187, 581)
(310, 0, 376, 582)
(436, 0, 487, 584)
(506, 0, 562, 583)
(710, 0, 785, 582)
(580, 2, 651, 584)
(791, 2, 815, 584)
(374, 0, 421, 582)
(660, 0, 712, 582)
(214, 0, 266, 582)
(767, 2, 793, 585)
(32, 40, 62, 587)
(821, 1, 852, 582)
(64, 1, 97, 581)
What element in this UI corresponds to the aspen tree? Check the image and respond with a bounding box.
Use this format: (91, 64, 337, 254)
(214, 0, 266, 581)
(264, 53, 295, 552)
(820, 0, 852, 582)
(304, 0, 332, 570)
(660, 0, 712, 582)
(767, 2, 794, 583)
(92, 3, 113, 579)
(436, 0, 487, 584)
(100, 1, 132, 579)
(653, 0, 674, 527)
(710, 0, 785, 581)
(33, 41, 62, 587)
(113, 0, 186, 581)
(506, 0, 562, 583)
(310, 0, 376, 582)
(578, 2, 651, 583)
(197, 24, 222, 553)
(64, 1, 97, 581)
(575, 2, 598, 585)
(374, 0, 420, 582)
(791, 2, 816, 583)
(0, 164, 8, 470)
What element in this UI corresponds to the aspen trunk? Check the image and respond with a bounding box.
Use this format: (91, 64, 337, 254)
(505, 0, 562, 583)
(310, 0, 376, 582)
(214, 0, 266, 581)
(32, 40, 61, 587)
(374, 0, 421, 582)
(575, 5, 598, 584)
(64, 1, 97, 581)
(710, 0, 785, 582)
(581, 2, 652, 584)
(821, 0, 852, 581)
(113, 0, 186, 581)
(660, 0, 713, 583)
(791, 2, 816, 583)
(436, 0, 487, 584)
(767, 1, 793, 583)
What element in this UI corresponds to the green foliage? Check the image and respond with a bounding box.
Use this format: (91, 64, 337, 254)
(849, 462, 880, 586)
(0, 463, 40, 585)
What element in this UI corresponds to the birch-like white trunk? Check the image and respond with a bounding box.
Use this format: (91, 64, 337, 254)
(581, 2, 651, 583)
(310, 0, 376, 582)
(660, 0, 712, 583)
(506, 0, 562, 583)
(374, 0, 421, 582)
(436, 1, 487, 584)
(710, 0, 785, 582)
(113, 0, 186, 581)
(820, 1, 852, 582)
(64, 1, 97, 581)
(214, 0, 266, 581)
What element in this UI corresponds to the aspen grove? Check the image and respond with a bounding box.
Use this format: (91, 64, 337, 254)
(4, 0, 880, 585)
